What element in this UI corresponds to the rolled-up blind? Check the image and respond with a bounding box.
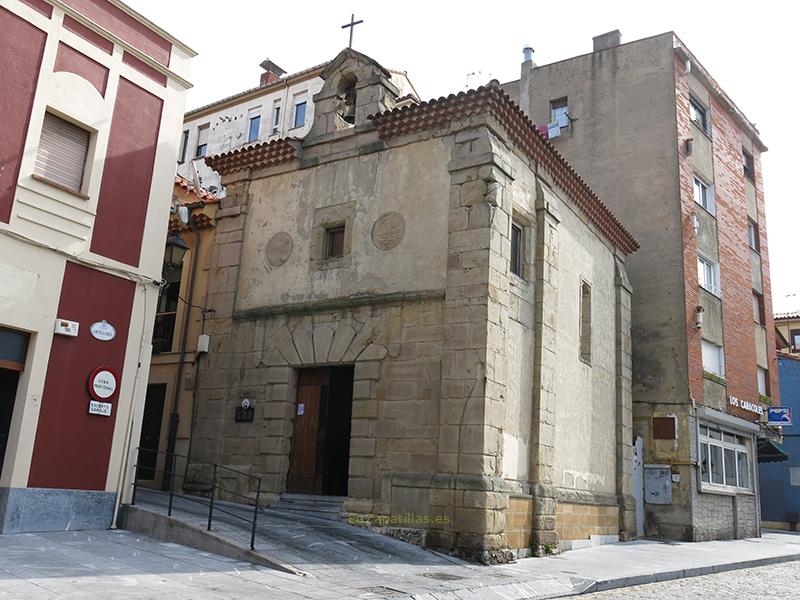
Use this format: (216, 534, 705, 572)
(34, 112, 90, 193)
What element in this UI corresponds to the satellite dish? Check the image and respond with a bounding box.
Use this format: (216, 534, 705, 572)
(176, 205, 189, 225)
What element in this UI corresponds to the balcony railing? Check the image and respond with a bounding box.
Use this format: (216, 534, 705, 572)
(152, 311, 177, 354)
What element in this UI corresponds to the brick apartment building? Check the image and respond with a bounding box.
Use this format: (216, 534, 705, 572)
(504, 30, 778, 541)
(0, 0, 192, 532)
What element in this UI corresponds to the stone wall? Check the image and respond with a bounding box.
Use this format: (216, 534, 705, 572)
(555, 502, 618, 544)
(188, 53, 636, 559)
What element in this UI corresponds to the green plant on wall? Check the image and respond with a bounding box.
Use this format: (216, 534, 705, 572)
(703, 370, 726, 386)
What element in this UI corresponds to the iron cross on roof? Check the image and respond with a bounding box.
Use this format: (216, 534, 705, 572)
(341, 13, 363, 49)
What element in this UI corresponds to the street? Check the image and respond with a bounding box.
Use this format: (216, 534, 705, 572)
(585, 560, 800, 599)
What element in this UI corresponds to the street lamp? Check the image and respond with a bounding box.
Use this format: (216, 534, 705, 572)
(164, 233, 189, 270)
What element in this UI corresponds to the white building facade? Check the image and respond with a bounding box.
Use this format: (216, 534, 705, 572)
(178, 58, 417, 193)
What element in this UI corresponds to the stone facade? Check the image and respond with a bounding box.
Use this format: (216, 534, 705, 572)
(188, 48, 638, 560)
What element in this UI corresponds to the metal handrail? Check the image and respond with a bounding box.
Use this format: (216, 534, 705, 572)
(131, 447, 262, 550)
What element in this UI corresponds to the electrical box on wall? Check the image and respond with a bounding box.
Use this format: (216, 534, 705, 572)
(197, 334, 210, 354)
(54, 318, 79, 337)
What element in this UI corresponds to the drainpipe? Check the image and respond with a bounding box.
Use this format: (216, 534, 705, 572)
(161, 207, 203, 490)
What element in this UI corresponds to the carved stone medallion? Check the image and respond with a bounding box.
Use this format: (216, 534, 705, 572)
(266, 232, 293, 266)
(371, 212, 405, 251)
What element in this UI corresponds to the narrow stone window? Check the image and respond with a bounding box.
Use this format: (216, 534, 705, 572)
(325, 225, 345, 258)
(510, 222, 523, 277)
(579, 281, 592, 363)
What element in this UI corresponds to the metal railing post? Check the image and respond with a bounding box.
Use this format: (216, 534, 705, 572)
(167, 451, 176, 517)
(207, 464, 217, 531)
(251, 478, 261, 550)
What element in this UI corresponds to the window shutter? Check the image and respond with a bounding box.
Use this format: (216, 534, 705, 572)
(34, 113, 90, 192)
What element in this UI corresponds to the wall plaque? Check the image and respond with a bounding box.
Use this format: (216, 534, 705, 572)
(371, 212, 405, 250)
(266, 232, 294, 266)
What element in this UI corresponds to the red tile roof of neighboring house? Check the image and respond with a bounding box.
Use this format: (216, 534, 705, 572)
(174, 174, 218, 203)
(204, 138, 301, 176)
(370, 82, 638, 255)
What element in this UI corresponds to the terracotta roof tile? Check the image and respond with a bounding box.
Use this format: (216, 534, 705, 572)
(205, 138, 300, 175)
(775, 311, 800, 321)
(370, 82, 639, 255)
(174, 174, 218, 203)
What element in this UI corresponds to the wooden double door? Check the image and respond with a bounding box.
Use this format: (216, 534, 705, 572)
(287, 366, 354, 495)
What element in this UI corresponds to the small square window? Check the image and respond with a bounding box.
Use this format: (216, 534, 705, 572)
(693, 176, 715, 215)
(689, 97, 709, 135)
(178, 129, 189, 164)
(293, 100, 307, 128)
(702, 339, 725, 378)
(550, 97, 569, 128)
(697, 254, 720, 296)
(247, 109, 261, 142)
(752, 292, 765, 325)
(743, 149, 755, 182)
(325, 225, 345, 258)
(272, 101, 282, 134)
(757, 366, 769, 396)
(195, 123, 209, 158)
(34, 112, 91, 194)
(580, 281, 592, 363)
(748, 219, 760, 252)
(510, 223, 523, 277)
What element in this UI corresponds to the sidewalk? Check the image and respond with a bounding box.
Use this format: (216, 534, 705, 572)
(1, 524, 799, 598)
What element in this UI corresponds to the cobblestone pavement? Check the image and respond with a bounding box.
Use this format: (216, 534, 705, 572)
(584, 560, 800, 599)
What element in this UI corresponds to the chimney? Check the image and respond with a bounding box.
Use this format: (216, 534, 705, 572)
(593, 30, 621, 52)
(522, 45, 534, 63)
(259, 59, 286, 86)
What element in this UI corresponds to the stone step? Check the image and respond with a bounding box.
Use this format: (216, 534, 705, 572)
(279, 493, 346, 503)
(268, 494, 345, 521)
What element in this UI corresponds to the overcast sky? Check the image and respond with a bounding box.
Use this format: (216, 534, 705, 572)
(127, 0, 798, 313)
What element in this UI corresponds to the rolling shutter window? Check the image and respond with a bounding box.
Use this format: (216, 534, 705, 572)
(34, 112, 90, 193)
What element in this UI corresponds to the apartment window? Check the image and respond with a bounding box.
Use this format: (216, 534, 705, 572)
(699, 424, 751, 491)
(689, 97, 709, 135)
(693, 176, 715, 215)
(757, 367, 769, 397)
(510, 223, 523, 277)
(34, 112, 90, 194)
(743, 149, 755, 182)
(272, 100, 281, 134)
(550, 97, 569, 128)
(579, 281, 592, 363)
(325, 225, 345, 258)
(178, 129, 189, 163)
(747, 219, 760, 252)
(697, 254, 720, 296)
(153, 268, 181, 354)
(293, 99, 307, 128)
(752, 292, 765, 325)
(702, 339, 725, 378)
(195, 123, 209, 157)
(247, 108, 261, 142)
(791, 329, 800, 352)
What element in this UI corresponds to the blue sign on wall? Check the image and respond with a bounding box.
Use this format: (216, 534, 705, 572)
(768, 406, 792, 426)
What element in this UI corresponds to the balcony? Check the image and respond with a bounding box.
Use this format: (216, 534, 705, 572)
(152, 312, 177, 354)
